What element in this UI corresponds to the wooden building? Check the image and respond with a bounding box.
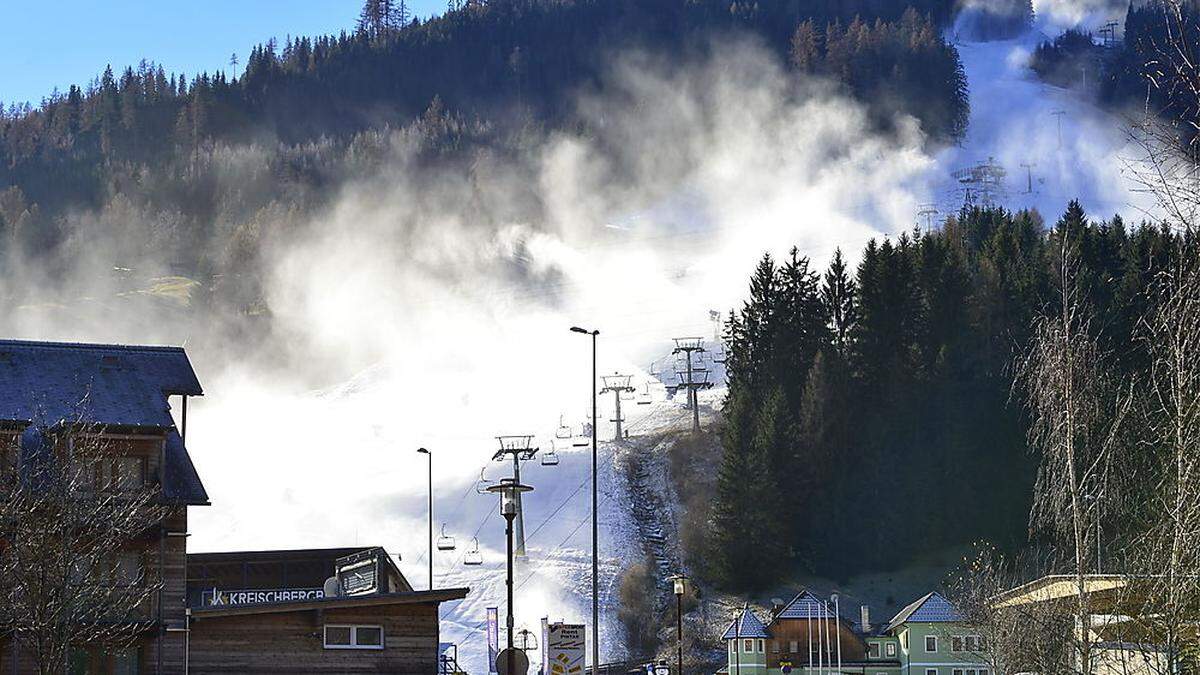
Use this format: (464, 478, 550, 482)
(0, 339, 209, 675)
(185, 547, 467, 674)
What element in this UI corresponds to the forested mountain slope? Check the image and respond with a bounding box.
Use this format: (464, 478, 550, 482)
(0, 0, 967, 310)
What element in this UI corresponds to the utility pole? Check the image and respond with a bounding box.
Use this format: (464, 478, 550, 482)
(600, 373, 635, 441)
(492, 436, 538, 558)
(1020, 162, 1037, 194)
(673, 337, 714, 433)
(1051, 110, 1067, 149)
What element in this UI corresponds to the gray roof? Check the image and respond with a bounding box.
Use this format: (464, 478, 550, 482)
(0, 339, 201, 428)
(163, 428, 209, 505)
(722, 607, 771, 640)
(775, 590, 838, 620)
(0, 339, 208, 505)
(886, 592, 963, 632)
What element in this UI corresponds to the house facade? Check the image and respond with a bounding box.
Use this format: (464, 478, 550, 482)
(0, 339, 209, 675)
(721, 591, 990, 675)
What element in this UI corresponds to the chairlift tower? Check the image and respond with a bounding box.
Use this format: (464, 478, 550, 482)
(952, 157, 1008, 209)
(673, 337, 714, 433)
(600, 373, 636, 441)
(492, 435, 538, 558)
(1051, 110, 1067, 149)
(1020, 162, 1037, 194)
(917, 203, 939, 230)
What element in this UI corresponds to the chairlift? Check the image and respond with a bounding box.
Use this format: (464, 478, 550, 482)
(437, 524, 457, 551)
(636, 382, 652, 405)
(540, 447, 560, 466)
(573, 420, 593, 447)
(555, 414, 572, 440)
(475, 468, 495, 495)
(464, 538, 483, 566)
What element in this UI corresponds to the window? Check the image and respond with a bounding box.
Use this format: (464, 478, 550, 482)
(967, 636, 983, 652)
(979, 669, 990, 675)
(925, 636, 937, 652)
(744, 639, 753, 652)
(952, 636, 964, 652)
(966, 669, 977, 675)
(927, 669, 938, 675)
(869, 643, 881, 658)
(758, 639, 765, 652)
(790, 640, 798, 652)
(954, 669, 964, 675)
(323, 625, 384, 650)
(886, 643, 897, 657)
(900, 631, 909, 650)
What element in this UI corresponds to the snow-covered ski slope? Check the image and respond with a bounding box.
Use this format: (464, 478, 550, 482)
(935, 2, 1153, 222)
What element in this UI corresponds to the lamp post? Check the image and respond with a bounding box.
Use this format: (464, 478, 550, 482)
(487, 477, 534, 675)
(669, 574, 687, 675)
(569, 325, 600, 672)
(417, 447, 433, 591)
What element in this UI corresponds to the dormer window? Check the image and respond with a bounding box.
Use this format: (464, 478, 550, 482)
(869, 642, 881, 658)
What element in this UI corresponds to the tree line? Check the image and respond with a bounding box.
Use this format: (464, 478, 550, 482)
(0, 0, 968, 272)
(706, 200, 1186, 590)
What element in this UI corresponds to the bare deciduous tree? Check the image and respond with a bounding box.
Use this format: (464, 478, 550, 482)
(1017, 240, 1134, 675)
(0, 424, 166, 675)
(1115, 247, 1200, 674)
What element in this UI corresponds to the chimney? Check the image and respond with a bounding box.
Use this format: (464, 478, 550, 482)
(860, 605, 871, 633)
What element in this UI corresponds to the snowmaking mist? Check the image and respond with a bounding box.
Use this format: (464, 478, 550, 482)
(0, 20, 1162, 669)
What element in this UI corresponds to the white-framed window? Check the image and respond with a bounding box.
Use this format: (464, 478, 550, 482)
(758, 639, 765, 652)
(926, 669, 937, 675)
(954, 669, 964, 675)
(886, 643, 897, 657)
(967, 636, 983, 652)
(900, 631, 909, 650)
(323, 624, 384, 650)
(790, 640, 799, 652)
(925, 635, 938, 652)
(979, 669, 990, 675)
(744, 639, 753, 652)
(966, 669, 977, 675)
(869, 642, 881, 658)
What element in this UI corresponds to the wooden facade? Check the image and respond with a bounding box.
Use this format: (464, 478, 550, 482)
(188, 590, 468, 674)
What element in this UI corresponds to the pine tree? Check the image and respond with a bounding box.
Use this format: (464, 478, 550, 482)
(821, 248, 857, 358)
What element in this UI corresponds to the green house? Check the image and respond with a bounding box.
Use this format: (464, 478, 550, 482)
(718, 591, 989, 675)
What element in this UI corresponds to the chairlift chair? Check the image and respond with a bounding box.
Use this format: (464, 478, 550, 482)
(540, 447, 560, 466)
(555, 414, 572, 440)
(437, 524, 457, 551)
(636, 382, 652, 405)
(475, 468, 495, 494)
(463, 538, 483, 566)
(573, 420, 593, 447)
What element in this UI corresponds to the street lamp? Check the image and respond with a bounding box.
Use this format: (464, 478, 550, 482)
(417, 447, 433, 591)
(487, 478, 534, 675)
(569, 325, 600, 672)
(653, 660, 671, 675)
(669, 574, 687, 675)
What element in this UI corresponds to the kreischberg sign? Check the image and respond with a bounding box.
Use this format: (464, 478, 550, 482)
(203, 587, 324, 606)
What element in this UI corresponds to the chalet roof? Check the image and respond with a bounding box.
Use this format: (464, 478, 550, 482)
(0, 339, 208, 505)
(189, 588, 469, 619)
(0, 339, 202, 428)
(775, 590, 839, 621)
(886, 592, 963, 632)
(722, 607, 771, 640)
(188, 545, 410, 592)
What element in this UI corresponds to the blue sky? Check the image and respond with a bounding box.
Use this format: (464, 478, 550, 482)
(1, 0, 446, 107)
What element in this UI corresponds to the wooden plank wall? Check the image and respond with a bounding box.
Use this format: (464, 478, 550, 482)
(189, 603, 440, 674)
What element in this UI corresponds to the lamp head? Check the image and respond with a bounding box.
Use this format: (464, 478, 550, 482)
(486, 477, 533, 516)
(417, 447, 430, 455)
(669, 573, 687, 596)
